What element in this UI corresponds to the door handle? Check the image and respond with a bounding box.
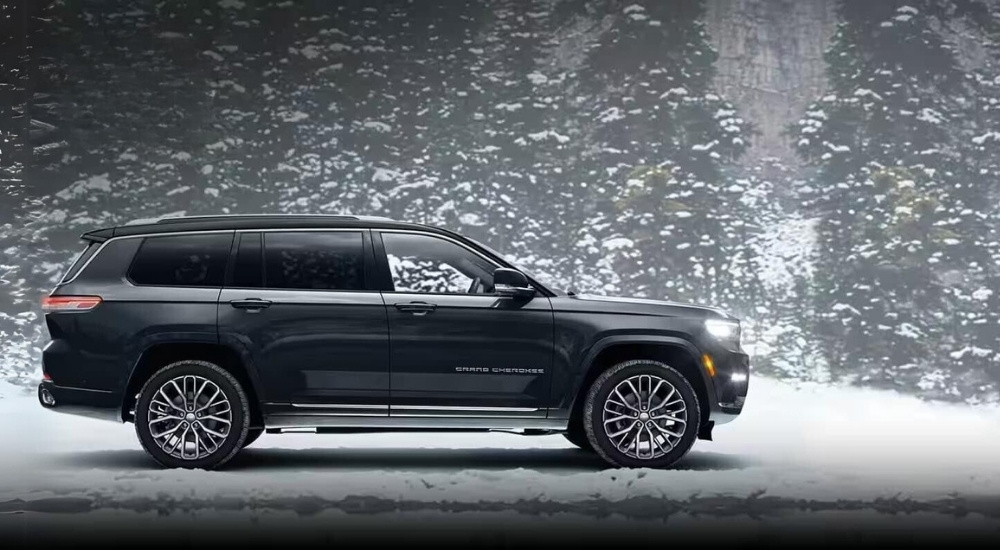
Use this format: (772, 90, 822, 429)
(230, 298, 272, 311)
(394, 301, 437, 315)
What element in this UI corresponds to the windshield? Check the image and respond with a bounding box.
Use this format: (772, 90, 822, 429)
(465, 237, 568, 296)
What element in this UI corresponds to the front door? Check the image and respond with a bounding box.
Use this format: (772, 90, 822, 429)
(218, 230, 389, 416)
(375, 231, 553, 418)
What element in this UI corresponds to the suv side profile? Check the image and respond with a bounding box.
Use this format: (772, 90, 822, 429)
(38, 215, 749, 470)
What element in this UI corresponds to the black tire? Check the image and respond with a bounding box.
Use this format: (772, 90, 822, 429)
(242, 427, 264, 449)
(134, 360, 250, 470)
(563, 423, 593, 452)
(583, 359, 701, 469)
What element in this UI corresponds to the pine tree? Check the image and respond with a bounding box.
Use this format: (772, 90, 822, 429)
(794, 1, 989, 394)
(585, 0, 748, 304)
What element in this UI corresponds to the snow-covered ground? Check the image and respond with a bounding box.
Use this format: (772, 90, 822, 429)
(2, 376, 1000, 543)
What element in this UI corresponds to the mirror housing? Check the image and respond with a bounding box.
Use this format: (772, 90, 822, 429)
(493, 268, 535, 299)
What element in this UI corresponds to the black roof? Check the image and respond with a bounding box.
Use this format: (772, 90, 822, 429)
(81, 214, 440, 241)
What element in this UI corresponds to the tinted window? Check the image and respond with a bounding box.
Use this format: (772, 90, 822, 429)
(231, 232, 263, 288)
(264, 232, 364, 291)
(381, 233, 495, 294)
(129, 234, 233, 287)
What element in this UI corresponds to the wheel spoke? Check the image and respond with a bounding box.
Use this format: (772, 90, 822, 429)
(649, 388, 676, 412)
(603, 414, 633, 425)
(607, 421, 638, 439)
(195, 389, 223, 413)
(650, 422, 683, 440)
(201, 415, 231, 425)
(651, 413, 686, 424)
(612, 389, 639, 412)
(198, 424, 228, 439)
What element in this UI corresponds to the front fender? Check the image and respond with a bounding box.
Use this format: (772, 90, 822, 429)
(558, 334, 716, 422)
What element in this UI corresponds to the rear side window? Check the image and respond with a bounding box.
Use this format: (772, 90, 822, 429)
(263, 232, 364, 291)
(129, 234, 233, 287)
(59, 241, 101, 284)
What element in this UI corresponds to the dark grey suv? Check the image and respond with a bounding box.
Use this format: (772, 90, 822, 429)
(38, 214, 749, 469)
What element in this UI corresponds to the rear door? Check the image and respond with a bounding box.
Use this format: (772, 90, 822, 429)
(218, 230, 389, 416)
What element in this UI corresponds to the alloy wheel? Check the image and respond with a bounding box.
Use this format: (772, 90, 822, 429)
(602, 374, 687, 460)
(147, 375, 233, 460)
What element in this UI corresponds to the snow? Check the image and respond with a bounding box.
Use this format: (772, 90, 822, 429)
(526, 72, 548, 85)
(1, 376, 999, 515)
(972, 288, 993, 301)
(363, 121, 393, 133)
(603, 237, 634, 251)
(55, 174, 113, 199)
(279, 111, 310, 123)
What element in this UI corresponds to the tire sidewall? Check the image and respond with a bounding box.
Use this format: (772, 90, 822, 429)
(583, 360, 701, 469)
(135, 360, 250, 470)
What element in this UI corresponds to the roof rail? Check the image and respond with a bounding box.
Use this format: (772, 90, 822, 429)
(150, 214, 395, 224)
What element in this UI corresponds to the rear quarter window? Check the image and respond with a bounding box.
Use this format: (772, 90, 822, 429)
(59, 242, 101, 284)
(128, 233, 234, 288)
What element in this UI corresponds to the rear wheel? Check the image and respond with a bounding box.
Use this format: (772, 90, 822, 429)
(583, 359, 700, 469)
(134, 360, 250, 469)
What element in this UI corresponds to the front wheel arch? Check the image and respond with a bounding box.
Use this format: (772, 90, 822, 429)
(567, 339, 712, 435)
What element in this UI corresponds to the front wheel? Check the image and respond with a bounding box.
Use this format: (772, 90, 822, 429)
(134, 360, 250, 469)
(583, 359, 701, 469)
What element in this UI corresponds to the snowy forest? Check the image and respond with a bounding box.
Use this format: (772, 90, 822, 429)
(1, 0, 999, 403)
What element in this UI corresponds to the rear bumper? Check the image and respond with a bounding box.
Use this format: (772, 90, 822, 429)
(37, 380, 122, 423)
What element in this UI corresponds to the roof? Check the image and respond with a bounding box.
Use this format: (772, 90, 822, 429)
(81, 214, 438, 241)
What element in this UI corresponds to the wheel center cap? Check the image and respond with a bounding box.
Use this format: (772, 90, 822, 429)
(638, 412, 650, 421)
(185, 413, 196, 421)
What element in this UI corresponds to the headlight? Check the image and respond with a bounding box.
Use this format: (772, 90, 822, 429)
(705, 319, 741, 345)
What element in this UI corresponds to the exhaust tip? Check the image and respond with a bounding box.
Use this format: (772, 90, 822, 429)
(39, 386, 56, 407)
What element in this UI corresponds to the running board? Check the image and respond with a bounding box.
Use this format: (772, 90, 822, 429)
(264, 414, 567, 432)
(265, 427, 563, 436)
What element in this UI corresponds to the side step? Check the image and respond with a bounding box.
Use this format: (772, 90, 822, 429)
(265, 427, 563, 436)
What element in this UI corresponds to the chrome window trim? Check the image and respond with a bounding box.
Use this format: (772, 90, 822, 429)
(59, 226, 519, 290)
(377, 229, 502, 270)
(377, 229, 513, 296)
(59, 230, 238, 286)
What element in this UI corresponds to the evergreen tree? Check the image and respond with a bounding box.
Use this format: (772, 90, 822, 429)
(794, 1, 990, 394)
(586, 0, 748, 304)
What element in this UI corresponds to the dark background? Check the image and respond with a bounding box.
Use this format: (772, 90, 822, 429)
(3, 0, 999, 402)
(2, 1, 1000, 547)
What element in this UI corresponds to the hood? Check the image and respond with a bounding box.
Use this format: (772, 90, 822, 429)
(570, 293, 734, 319)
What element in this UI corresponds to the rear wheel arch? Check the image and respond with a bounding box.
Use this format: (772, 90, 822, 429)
(568, 338, 712, 433)
(122, 342, 263, 427)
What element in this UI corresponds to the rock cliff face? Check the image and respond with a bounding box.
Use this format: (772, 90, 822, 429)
(705, 0, 837, 168)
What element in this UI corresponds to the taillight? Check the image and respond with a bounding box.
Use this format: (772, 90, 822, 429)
(42, 295, 103, 312)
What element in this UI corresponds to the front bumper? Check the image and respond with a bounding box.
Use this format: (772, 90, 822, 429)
(705, 348, 750, 425)
(37, 380, 122, 423)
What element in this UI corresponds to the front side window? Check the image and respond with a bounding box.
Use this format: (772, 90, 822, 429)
(263, 232, 364, 291)
(381, 232, 496, 294)
(129, 234, 233, 287)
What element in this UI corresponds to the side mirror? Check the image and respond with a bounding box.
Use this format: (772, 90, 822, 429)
(493, 268, 535, 299)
